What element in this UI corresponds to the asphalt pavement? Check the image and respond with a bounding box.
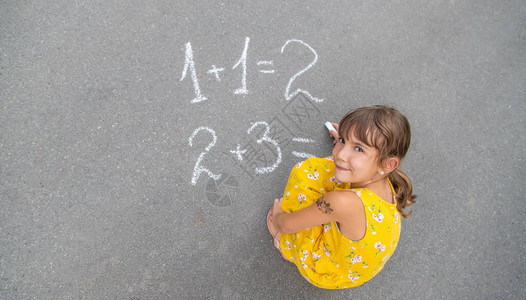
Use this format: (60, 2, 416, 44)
(1, 1, 525, 299)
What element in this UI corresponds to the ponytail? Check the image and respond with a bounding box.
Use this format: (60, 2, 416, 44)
(388, 169, 416, 218)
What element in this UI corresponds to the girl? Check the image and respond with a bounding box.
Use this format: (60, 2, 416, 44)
(267, 105, 416, 289)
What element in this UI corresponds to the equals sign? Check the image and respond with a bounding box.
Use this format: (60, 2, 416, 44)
(291, 137, 316, 158)
(258, 61, 275, 74)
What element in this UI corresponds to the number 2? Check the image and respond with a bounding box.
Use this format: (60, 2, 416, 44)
(188, 127, 221, 185)
(281, 39, 323, 103)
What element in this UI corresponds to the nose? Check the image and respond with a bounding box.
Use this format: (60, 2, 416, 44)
(335, 145, 351, 163)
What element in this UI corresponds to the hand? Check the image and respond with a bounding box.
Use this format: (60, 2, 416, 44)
(268, 198, 284, 236)
(329, 122, 340, 144)
(273, 198, 284, 215)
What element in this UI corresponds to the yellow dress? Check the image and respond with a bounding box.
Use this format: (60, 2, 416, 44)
(278, 157, 401, 289)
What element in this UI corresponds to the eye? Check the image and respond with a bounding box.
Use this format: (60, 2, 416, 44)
(354, 146, 363, 153)
(338, 138, 345, 144)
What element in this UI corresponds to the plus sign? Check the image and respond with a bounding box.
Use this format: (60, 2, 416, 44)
(230, 144, 247, 161)
(207, 65, 225, 81)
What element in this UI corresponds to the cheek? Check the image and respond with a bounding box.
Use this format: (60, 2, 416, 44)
(332, 143, 341, 156)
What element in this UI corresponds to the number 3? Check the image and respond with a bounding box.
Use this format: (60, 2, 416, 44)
(248, 122, 282, 174)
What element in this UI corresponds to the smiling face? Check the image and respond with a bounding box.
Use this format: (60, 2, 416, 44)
(332, 130, 382, 187)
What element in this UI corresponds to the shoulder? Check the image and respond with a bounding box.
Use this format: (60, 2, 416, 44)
(290, 157, 333, 175)
(294, 156, 332, 166)
(324, 190, 364, 218)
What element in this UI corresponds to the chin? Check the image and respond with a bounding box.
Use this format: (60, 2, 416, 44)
(334, 173, 351, 183)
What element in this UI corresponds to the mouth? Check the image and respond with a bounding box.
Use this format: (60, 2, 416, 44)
(335, 164, 350, 172)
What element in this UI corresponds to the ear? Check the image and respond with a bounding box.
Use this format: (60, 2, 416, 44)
(382, 157, 399, 174)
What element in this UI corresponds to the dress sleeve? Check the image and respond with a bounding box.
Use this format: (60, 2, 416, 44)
(281, 157, 328, 212)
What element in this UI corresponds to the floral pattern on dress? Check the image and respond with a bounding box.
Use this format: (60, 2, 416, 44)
(374, 242, 386, 254)
(350, 255, 362, 264)
(307, 172, 319, 180)
(298, 193, 307, 203)
(277, 157, 401, 289)
(372, 213, 384, 223)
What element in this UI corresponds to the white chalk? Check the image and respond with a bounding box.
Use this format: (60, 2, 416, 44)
(325, 122, 337, 133)
(188, 127, 221, 185)
(233, 37, 249, 95)
(292, 137, 315, 143)
(281, 39, 323, 103)
(181, 42, 208, 103)
(248, 122, 282, 174)
(292, 151, 314, 158)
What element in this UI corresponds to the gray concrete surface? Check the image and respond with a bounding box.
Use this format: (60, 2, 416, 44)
(1, 0, 525, 299)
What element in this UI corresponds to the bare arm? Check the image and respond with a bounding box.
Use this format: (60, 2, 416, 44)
(272, 191, 357, 234)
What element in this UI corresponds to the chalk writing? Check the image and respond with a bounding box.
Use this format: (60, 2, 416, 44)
(258, 60, 275, 74)
(247, 122, 282, 174)
(233, 37, 250, 95)
(190, 122, 283, 185)
(186, 91, 321, 181)
(292, 137, 316, 143)
(292, 151, 314, 158)
(207, 65, 224, 82)
(182, 38, 328, 189)
(291, 137, 316, 158)
(188, 127, 222, 185)
(281, 39, 323, 103)
(180, 37, 322, 103)
(231, 139, 277, 180)
(230, 144, 247, 161)
(180, 42, 208, 103)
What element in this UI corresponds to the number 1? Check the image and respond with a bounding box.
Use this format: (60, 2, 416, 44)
(233, 37, 249, 95)
(180, 42, 208, 103)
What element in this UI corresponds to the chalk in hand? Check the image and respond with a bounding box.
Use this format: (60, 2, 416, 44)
(325, 121, 337, 133)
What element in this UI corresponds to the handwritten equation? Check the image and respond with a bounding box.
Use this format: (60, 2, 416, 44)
(183, 38, 326, 187)
(188, 93, 323, 185)
(180, 37, 324, 104)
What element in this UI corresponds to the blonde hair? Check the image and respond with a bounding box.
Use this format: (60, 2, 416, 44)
(338, 105, 416, 218)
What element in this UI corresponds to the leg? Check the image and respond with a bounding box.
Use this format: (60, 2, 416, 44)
(267, 207, 291, 261)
